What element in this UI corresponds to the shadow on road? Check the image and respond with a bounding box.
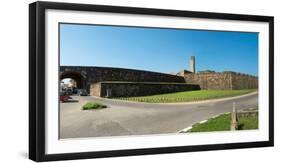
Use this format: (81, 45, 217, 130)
(65, 99, 79, 103)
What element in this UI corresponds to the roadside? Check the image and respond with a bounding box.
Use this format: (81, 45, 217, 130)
(179, 108, 258, 133)
(89, 91, 258, 106)
(114, 89, 257, 103)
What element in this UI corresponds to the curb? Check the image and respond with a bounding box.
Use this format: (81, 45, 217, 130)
(178, 112, 231, 133)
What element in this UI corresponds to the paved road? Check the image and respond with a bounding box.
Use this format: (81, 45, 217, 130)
(60, 93, 258, 139)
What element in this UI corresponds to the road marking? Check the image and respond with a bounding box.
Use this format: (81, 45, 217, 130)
(199, 120, 207, 124)
(178, 126, 193, 133)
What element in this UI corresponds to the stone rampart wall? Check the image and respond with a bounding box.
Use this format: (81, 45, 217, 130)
(185, 73, 232, 90)
(90, 82, 200, 97)
(60, 66, 186, 91)
(231, 73, 258, 89)
(184, 72, 258, 90)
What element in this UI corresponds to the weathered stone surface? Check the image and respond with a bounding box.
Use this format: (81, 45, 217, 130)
(60, 66, 186, 91)
(231, 73, 258, 89)
(185, 72, 233, 90)
(90, 82, 200, 97)
(60, 65, 258, 98)
(184, 72, 258, 90)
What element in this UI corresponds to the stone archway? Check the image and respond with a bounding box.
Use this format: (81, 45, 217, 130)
(60, 71, 86, 89)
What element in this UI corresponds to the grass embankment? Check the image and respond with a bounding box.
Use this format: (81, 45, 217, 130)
(187, 113, 258, 132)
(116, 89, 256, 103)
(82, 102, 107, 110)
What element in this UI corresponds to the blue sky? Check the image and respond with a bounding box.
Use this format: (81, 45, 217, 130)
(60, 23, 258, 76)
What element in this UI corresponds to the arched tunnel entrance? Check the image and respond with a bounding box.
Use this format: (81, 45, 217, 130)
(60, 71, 86, 90)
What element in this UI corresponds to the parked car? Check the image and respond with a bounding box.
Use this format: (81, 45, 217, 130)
(78, 89, 88, 96)
(60, 91, 70, 102)
(65, 88, 73, 95)
(72, 88, 78, 94)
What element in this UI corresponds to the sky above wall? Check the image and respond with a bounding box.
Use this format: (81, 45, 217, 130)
(60, 23, 258, 76)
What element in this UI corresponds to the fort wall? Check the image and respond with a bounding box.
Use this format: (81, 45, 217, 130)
(184, 72, 258, 90)
(231, 73, 258, 89)
(60, 66, 186, 90)
(90, 82, 200, 97)
(60, 66, 258, 98)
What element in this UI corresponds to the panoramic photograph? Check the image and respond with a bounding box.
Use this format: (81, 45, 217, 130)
(59, 23, 258, 139)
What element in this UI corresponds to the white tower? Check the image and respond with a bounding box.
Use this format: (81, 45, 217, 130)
(189, 56, 195, 73)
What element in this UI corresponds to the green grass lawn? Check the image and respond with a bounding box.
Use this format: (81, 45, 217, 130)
(187, 113, 258, 133)
(116, 89, 256, 103)
(238, 116, 259, 130)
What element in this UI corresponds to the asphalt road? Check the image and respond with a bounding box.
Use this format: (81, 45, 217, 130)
(60, 92, 258, 139)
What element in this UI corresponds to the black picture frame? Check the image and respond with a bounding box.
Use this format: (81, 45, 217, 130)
(29, 1, 274, 162)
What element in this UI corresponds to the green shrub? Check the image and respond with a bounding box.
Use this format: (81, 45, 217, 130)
(82, 102, 107, 110)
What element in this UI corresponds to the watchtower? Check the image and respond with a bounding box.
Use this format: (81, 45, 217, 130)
(189, 56, 196, 73)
